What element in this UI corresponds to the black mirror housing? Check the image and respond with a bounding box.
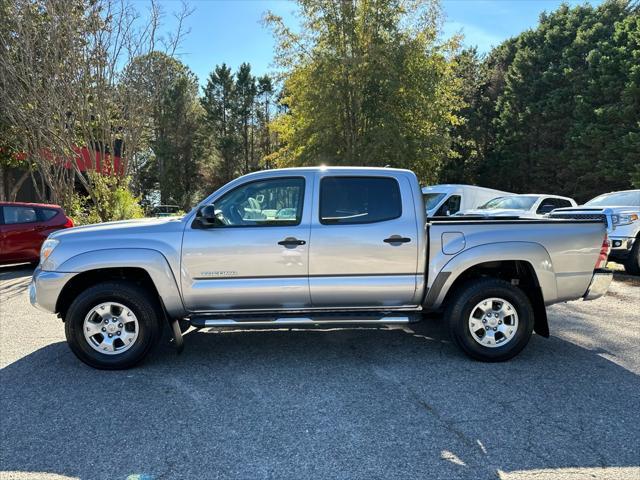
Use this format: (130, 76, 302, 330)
(198, 204, 220, 227)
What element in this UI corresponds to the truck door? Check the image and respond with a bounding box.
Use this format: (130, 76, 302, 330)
(181, 175, 312, 311)
(309, 173, 419, 307)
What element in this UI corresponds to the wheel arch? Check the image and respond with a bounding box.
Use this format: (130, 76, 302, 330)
(55, 249, 186, 319)
(425, 242, 556, 337)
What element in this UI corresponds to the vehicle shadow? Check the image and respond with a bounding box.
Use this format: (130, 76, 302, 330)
(1, 319, 638, 479)
(0, 264, 33, 303)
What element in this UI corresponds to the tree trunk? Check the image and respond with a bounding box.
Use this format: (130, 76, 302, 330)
(9, 169, 30, 201)
(0, 164, 6, 201)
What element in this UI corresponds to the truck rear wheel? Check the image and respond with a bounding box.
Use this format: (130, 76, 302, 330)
(445, 278, 534, 362)
(64, 281, 163, 369)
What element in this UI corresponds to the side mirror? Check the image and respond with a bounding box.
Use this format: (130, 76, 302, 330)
(198, 204, 221, 227)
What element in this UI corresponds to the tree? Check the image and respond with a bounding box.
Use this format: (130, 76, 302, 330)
(0, 0, 191, 214)
(234, 63, 257, 174)
(201, 64, 239, 185)
(200, 64, 274, 188)
(458, 0, 640, 201)
(154, 72, 203, 209)
(124, 52, 202, 209)
(264, 0, 462, 183)
(256, 75, 275, 168)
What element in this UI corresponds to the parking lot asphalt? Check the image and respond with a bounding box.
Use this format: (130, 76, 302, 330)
(1, 264, 639, 480)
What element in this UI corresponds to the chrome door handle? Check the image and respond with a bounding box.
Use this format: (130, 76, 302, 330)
(278, 237, 306, 246)
(383, 236, 411, 244)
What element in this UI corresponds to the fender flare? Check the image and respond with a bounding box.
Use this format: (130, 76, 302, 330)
(57, 248, 186, 318)
(426, 241, 557, 311)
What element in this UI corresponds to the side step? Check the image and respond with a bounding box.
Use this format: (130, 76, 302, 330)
(189, 311, 419, 328)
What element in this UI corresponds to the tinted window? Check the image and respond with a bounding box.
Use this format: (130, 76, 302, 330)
(212, 177, 305, 227)
(3, 206, 38, 224)
(586, 191, 640, 207)
(479, 195, 537, 211)
(320, 177, 401, 225)
(423, 192, 446, 211)
(435, 195, 461, 216)
(39, 208, 59, 221)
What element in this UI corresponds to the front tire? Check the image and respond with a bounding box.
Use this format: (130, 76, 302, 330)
(65, 281, 163, 369)
(445, 278, 534, 362)
(623, 239, 640, 276)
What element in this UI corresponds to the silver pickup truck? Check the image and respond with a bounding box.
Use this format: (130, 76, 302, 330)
(29, 167, 613, 369)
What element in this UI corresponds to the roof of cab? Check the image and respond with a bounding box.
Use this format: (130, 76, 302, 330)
(0, 201, 63, 209)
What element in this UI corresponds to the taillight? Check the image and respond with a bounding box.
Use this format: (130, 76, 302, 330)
(594, 234, 610, 270)
(63, 216, 74, 228)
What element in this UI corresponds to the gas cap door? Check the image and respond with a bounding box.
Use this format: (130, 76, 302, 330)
(441, 232, 466, 255)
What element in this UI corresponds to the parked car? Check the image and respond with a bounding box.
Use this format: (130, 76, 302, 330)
(150, 205, 181, 217)
(551, 189, 640, 275)
(422, 184, 511, 217)
(458, 194, 577, 218)
(30, 167, 613, 369)
(0, 202, 73, 266)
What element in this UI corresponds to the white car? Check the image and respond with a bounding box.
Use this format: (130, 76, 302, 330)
(552, 189, 640, 275)
(422, 184, 511, 217)
(459, 194, 577, 219)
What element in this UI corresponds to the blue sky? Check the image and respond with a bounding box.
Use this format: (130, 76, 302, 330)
(151, 0, 603, 86)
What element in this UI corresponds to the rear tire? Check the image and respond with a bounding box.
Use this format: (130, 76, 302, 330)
(64, 281, 163, 369)
(445, 278, 534, 362)
(623, 239, 640, 276)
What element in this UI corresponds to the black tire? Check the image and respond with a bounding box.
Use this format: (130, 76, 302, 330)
(445, 278, 534, 362)
(623, 239, 640, 276)
(64, 281, 163, 369)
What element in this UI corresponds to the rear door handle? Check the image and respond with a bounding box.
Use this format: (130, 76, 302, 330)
(384, 236, 411, 244)
(278, 237, 306, 247)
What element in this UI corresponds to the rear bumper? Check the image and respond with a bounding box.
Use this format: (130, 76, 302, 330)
(583, 269, 613, 301)
(29, 267, 76, 313)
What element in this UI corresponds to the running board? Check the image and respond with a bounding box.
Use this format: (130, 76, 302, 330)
(189, 312, 418, 328)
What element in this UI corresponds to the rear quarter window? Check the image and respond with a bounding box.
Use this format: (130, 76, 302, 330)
(319, 176, 402, 225)
(39, 208, 60, 221)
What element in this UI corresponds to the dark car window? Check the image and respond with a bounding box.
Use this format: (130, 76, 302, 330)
(3, 206, 38, 224)
(435, 195, 461, 216)
(537, 198, 573, 214)
(320, 176, 402, 225)
(39, 208, 59, 221)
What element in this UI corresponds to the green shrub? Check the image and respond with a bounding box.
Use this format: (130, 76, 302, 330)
(68, 173, 145, 225)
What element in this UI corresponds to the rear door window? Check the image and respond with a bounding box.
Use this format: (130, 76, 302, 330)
(319, 176, 402, 225)
(2, 206, 38, 224)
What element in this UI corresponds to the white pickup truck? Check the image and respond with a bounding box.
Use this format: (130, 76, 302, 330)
(30, 167, 613, 369)
(552, 189, 640, 274)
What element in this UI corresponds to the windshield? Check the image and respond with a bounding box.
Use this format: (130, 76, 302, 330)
(585, 191, 640, 207)
(479, 195, 537, 211)
(423, 193, 446, 211)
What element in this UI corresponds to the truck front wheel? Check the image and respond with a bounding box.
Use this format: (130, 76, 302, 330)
(64, 281, 163, 369)
(622, 239, 640, 275)
(445, 278, 534, 362)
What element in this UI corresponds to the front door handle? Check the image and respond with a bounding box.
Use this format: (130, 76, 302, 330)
(383, 236, 411, 244)
(278, 237, 306, 247)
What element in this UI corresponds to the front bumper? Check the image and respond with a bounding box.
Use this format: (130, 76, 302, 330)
(608, 236, 635, 261)
(583, 269, 613, 301)
(29, 267, 77, 313)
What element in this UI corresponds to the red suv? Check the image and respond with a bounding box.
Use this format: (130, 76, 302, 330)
(0, 202, 74, 266)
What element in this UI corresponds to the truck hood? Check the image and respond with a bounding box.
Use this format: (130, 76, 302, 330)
(552, 206, 639, 236)
(49, 216, 184, 240)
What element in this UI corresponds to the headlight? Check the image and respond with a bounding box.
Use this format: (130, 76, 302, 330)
(616, 213, 639, 226)
(40, 239, 60, 263)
